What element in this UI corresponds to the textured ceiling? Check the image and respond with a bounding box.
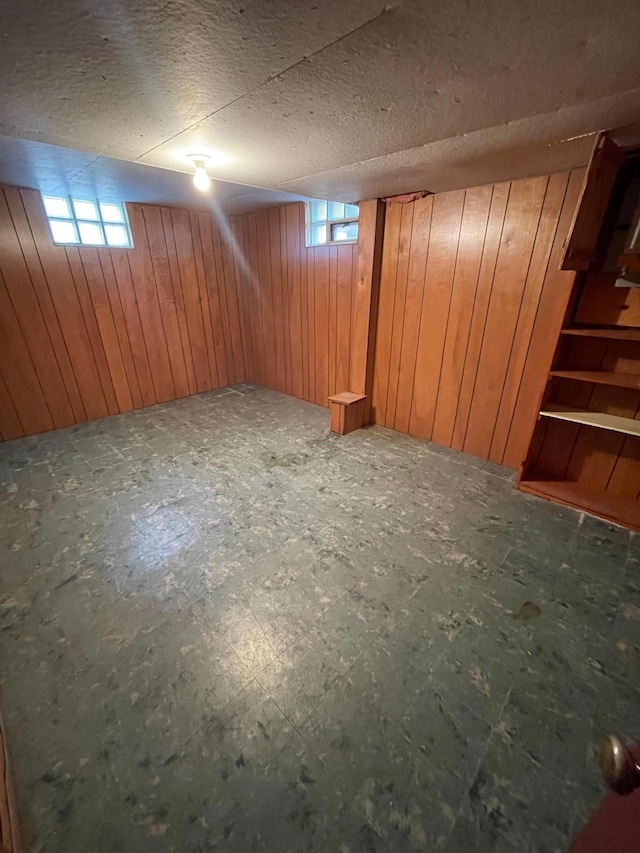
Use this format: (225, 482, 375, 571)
(1, 0, 640, 206)
(0, 134, 314, 215)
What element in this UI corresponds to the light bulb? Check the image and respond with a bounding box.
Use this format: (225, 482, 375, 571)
(187, 154, 212, 192)
(193, 162, 211, 192)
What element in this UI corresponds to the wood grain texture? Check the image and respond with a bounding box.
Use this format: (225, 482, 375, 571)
(230, 201, 358, 406)
(372, 171, 584, 469)
(560, 132, 624, 271)
(0, 186, 247, 441)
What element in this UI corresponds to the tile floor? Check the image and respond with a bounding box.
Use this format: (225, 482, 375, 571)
(0, 385, 638, 852)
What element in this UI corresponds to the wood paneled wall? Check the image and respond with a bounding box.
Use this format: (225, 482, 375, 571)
(1, 173, 585, 474)
(0, 186, 246, 441)
(231, 202, 358, 407)
(371, 169, 585, 469)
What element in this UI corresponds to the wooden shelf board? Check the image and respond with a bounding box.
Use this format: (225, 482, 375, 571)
(550, 369, 640, 390)
(560, 327, 640, 341)
(539, 404, 640, 437)
(328, 392, 366, 405)
(518, 476, 640, 532)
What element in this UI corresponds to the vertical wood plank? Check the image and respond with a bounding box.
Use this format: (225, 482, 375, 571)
(409, 190, 465, 440)
(0, 189, 79, 427)
(0, 270, 53, 434)
(63, 248, 119, 416)
(107, 250, 156, 408)
(216, 215, 246, 383)
(189, 209, 219, 389)
(229, 216, 254, 381)
(142, 206, 190, 398)
(268, 208, 286, 392)
(392, 198, 430, 433)
(209, 216, 236, 384)
(431, 186, 492, 447)
(77, 248, 137, 412)
(198, 212, 230, 387)
(255, 209, 277, 392)
(280, 207, 292, 395)
(314, 248, 330, 405)
(96, 250, 144, 410)
(300, 211, 310, 401)
(246, 213, 265, 388)
(20, 189, 108, 422)
(489, 173, 568, 464)
(0, 369, 23, 440)
(286, 204, 304, 399)
(450, 183, 510, 451)
(170, 209, 211, 393)
(125, 204, 176, 402)
(335, 245, 353, 394)
(372, 203, 401, 424)
(328, 245, 338, 398)
(463, 176, 549, 459)
(385, 203, 415, 428)
(502, 169, 585, 469)
(161, 207, 197, 396)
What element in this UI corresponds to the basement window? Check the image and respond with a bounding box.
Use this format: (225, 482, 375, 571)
(306, 201, 359, 246)
(42, 195, 134, 248)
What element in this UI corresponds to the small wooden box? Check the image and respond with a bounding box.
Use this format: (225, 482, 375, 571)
(328, 392, 366, 435)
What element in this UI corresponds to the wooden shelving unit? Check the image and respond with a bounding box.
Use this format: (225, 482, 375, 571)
(539, 404, 640, 436)
(560, 327, 640, 342)
(519, 476, 640, 530)
(517, 134, 640, 531)
(549, 370, 640, 390)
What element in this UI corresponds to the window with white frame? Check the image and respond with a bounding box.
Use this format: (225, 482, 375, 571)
(306, 200, 359, 246)
(42, 194, 134, 248)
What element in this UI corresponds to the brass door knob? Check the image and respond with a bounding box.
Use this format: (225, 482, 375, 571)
(599, 736, 640, 795)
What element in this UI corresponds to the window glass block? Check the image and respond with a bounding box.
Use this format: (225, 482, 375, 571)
(105, 224, 130, 247)
(345, 204, 359, 218)
(49, 219, 79, 244)
(311, 201, 327, 222)
(312, 223, 327, 245)
(72, 198, 100, 221)
(78, 221, 105, 245)
(328, 201, 345, 220)
(100, 201, 125, 223)
(331, 221, 358, 241)
(43, 195, 72, 219)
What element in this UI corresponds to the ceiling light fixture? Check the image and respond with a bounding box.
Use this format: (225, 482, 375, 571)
(187, 154, 212, 192)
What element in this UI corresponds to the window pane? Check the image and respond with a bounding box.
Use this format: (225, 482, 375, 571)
(328, 201, 345, 220)
(105, 224, 130, 247)
(78, 221, 105, 245)
(311, 201, 327, 222)
(100, 201, 125, 223)
(311, 223, 327, 245)
(72, 198, 99, 220)
(49, 219, 79, 244)
(43, 195, 72, 219)
(345, 204, 359, 218)
(331, 221, 358, 241)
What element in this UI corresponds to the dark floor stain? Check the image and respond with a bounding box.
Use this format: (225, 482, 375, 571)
(54, 573, 78, 590)
(513, 601, 542, 621)
(57, 801, 74, 824)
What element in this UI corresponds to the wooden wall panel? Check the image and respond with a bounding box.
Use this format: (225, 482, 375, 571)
(230, 201, 358, 406)
(372, 170, 584, 469)
(0, 186, 247, 441)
